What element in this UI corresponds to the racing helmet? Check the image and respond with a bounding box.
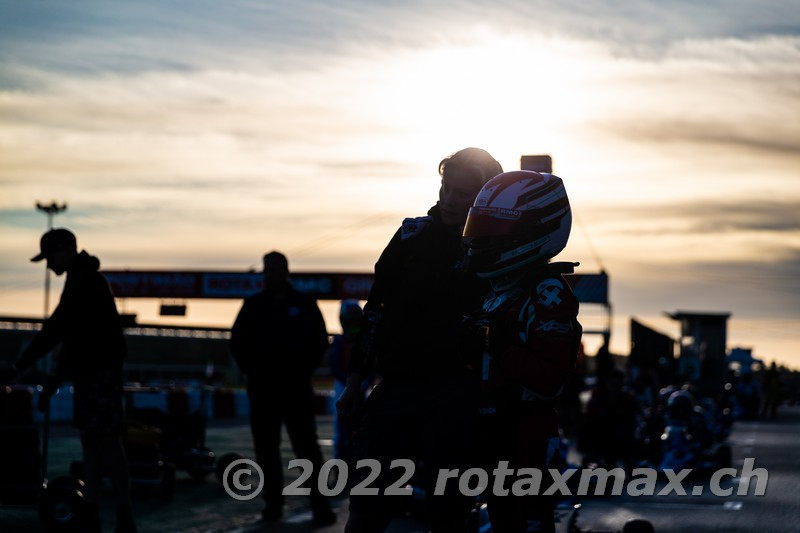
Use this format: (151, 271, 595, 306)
(462, 170, 572, 278)
(667, 390, 695, 422)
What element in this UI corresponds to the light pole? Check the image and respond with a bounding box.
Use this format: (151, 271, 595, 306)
(35, 201, 68, 317)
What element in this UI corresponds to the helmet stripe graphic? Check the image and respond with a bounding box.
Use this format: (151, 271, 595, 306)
(486, 171, 544, 205)
(516, 177, 563, 209)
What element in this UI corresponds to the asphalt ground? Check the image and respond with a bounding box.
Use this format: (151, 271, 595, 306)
(2, 406, 800, 532)
(0, 413, 429, 533)
(570, 405, 800, 533)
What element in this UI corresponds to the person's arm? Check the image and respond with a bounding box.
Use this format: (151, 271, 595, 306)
(229, 299, 255, 375)
(15, 287, 72, 374)
(327, 336, 349, 384)
(346, 228, 403, 377)
(337, 287, 384, 418)
(338, 228, 403, 418)
(306, 297, 329, 372)
(336, 372, 370, 421)
(497, 277, 582, 400)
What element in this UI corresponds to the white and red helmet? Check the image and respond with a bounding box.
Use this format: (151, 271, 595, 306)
(462, 170, 572, 278)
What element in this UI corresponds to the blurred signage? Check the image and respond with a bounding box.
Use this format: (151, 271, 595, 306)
(203, 273, 262, 297)
(103, 270, 608, 305)
(520, 154, 553, 173)
(102, 271, 375, 301)
(159, 304, 187, 316)
(565, 272, 609, 305)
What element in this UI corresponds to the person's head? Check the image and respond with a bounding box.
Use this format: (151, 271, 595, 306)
(437, 147, 503, 230)
(339, 299, 363, 336)
(31, 228, 78, 276)
(667, 389, 695, 421)
(462, 170, 572, 278)
(262, 251, 290, 293)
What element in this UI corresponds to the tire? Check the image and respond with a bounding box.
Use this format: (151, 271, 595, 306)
(38, 485, 86, 532)
(622, 518, 655, 533)
(186, 447, 215, 481)
(47, 475, 85, 494)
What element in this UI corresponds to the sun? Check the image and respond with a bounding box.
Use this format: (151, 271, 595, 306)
(344, 31, 603, 170)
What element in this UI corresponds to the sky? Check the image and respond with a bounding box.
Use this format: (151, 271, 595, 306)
(1, 0, 798, 369)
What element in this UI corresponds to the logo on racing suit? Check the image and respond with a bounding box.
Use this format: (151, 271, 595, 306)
(401, 216, 432, 240)
(536, 278, 564, 308)
(534, 320, 573, 333)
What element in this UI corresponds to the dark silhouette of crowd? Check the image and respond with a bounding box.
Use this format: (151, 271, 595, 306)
(572, 348, 793, 477)
(4, 157, 797, 533)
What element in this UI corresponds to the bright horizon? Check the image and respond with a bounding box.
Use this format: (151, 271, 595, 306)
(1, 0, 798, 369)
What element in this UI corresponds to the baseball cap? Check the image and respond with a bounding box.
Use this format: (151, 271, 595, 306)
(31, 228, 77, 262)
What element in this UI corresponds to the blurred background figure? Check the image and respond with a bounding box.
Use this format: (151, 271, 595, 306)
(328, 299, 364, 465)
(760, 361, 784, 419)
(736, 372, 762, 420)
(580, 369, 638, 472)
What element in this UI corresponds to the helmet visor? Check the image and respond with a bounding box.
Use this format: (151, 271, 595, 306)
(463, 206, 524, 238)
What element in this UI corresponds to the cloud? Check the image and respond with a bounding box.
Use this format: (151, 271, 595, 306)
(2, 0, 799, 86)
(1, 0, 799, 368)
(494, 0, 800, 54)
(588, 199, 800, 235)
(602, 119, 800, 157)
(578, 36, 800, 160)
(0, 1, 345, 79)
(608, 247, 800, 320)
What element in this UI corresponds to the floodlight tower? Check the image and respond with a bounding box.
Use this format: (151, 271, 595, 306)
(36, 201, 68, 317)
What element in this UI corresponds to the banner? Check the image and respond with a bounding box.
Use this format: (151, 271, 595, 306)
(102, 271, 375, 301)
(103, 270, 608, 304)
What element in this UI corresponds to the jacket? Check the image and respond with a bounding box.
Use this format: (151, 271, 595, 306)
(16, 251, 127, 379)
(348, 204, 490, 379)
(230, 283, 328, 382)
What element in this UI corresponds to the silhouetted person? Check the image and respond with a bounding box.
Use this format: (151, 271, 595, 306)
(462, 170, 582, 533)
(5, 228, 135, 533)
(581, 369, 638, 471)
(787, 372, 800, 406)
(337, 147, 503, 533)
(761, 362, 783, 419)
(736, 372, 761, 420)
(594, 334, 613, 387)
(230, 251, 335, 525)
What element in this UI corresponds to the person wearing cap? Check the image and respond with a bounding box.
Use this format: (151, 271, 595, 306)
(5, 228, 136, 533)
(337, 148, 503, 532)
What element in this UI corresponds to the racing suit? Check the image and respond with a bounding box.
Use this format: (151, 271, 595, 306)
(474, 263, 582, 533)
